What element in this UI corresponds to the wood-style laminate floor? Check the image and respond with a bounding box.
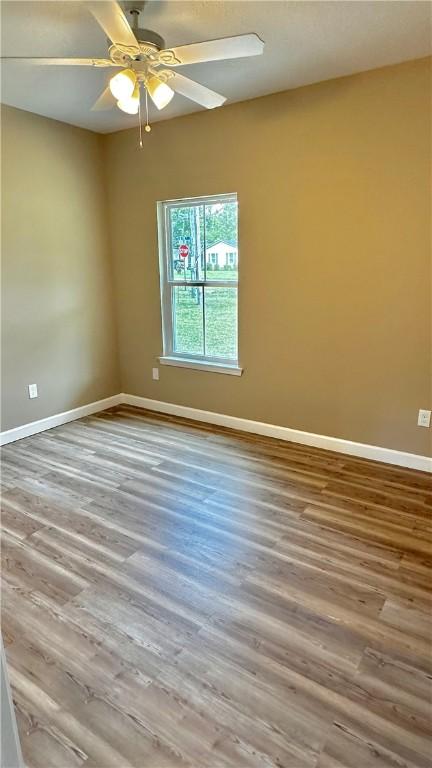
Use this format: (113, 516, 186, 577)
(1, 406, 431, 768)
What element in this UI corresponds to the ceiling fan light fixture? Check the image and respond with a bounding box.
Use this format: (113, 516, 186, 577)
(109, 67, 136, 101)
(146, 75, 174, 110)
(117, 81, 140, 114)
(117, 98, 139, 114)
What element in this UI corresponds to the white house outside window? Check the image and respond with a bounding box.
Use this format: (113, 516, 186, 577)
(157, 193, 241, 375)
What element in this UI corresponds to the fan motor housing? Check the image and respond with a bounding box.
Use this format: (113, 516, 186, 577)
(108, 26, 165, 65)
(135, 28, 165, 56)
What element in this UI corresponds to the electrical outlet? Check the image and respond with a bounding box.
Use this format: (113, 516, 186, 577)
(152, 367, 159, 381)
(28, 383, 38, 399)
(417, 409, 431, 428)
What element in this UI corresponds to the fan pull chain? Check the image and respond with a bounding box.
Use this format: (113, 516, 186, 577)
(138, 84, 151, 148)
(145, 88, 151, 133)
(138, 83, 143, 148)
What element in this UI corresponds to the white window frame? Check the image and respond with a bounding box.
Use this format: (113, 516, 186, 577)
(157, 193, 242, 376)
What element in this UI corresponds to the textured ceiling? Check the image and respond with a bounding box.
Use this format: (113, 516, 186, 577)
(1, 0, 431, 133)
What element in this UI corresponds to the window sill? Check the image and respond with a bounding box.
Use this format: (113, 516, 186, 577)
(159, 356, 243, 376)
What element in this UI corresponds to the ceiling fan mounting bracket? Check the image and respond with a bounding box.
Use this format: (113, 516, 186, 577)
(126, 7, 165, 55)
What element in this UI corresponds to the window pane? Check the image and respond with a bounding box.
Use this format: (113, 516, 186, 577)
(173, 285, 204, 355)
(204, 200, 238, 282)
(159, 194, 239, 365)
(204, 287, 237, 359)
(169, 204, 204, 281)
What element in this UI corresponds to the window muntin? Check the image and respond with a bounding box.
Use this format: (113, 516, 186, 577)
(158, 193, 238, 366)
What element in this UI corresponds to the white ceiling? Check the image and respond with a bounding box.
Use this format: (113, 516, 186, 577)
(1, 0, 431, 134)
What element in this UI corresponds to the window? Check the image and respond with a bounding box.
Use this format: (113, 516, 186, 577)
(157, 193, 241, 374)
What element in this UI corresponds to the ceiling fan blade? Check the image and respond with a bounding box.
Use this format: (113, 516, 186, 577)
(158, 34, 264, 67)
(86, 1, 139, 53)
(0, 57, 117, 67)
(164, 71, 226, 109)
(91, 86, 116, 111)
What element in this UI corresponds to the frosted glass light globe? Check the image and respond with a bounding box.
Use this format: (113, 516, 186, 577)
(110, 69, 136, 101)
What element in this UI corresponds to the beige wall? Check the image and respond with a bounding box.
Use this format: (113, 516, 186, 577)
(1, 105, 119, 431)
(1, 61, 430, 456)
(105, 57, 431, 457)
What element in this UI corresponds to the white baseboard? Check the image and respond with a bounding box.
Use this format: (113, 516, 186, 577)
(0, 394, 122, 446)
(121, 394, 432, 473)
(1, 392, 430, 472)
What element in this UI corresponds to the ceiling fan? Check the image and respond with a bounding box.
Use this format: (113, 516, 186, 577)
(1, 0, 265, 124)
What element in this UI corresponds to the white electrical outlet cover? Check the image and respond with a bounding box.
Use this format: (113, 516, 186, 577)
(28, 383, 38, 399)
(418, 409, 431, 428)
(152, 368, 159, 381)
